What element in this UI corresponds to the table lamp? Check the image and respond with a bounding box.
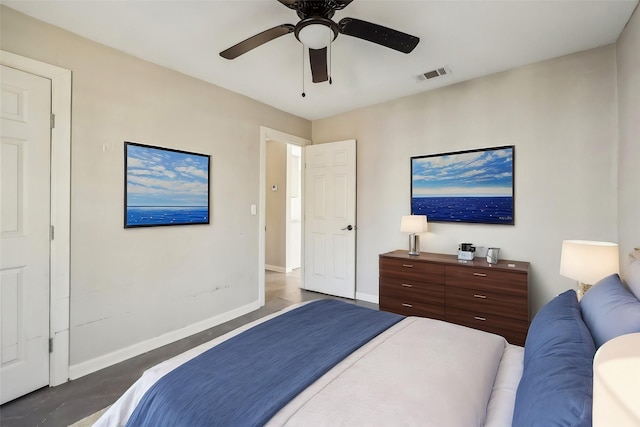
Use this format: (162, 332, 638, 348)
(400, 215, 428, 256)
(593, 332, 640, 426)
(559, 240, 619, 298)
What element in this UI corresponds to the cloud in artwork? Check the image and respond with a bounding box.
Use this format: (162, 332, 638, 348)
(412, 147, 513, 196)
(126, 143, 209, 206)
(175, 166, 209, 180)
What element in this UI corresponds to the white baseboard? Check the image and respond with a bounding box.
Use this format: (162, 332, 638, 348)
(68, 300, 261, 380)
(356, 291, 379, 304)
(265, 264, 292, 273)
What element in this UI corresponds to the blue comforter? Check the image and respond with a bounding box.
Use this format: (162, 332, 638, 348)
(126, 300, 403, 427)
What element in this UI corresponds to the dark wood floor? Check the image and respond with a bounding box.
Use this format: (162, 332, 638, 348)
(0, 271, 376, 426)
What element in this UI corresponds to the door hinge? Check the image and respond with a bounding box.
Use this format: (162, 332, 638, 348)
(50, 114, 56, 129)
(50, 225, 54, 241)
(49, 338, 53, 353)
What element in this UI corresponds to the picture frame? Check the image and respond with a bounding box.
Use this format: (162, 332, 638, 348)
(411, 145, 514, 225)
(124, 141, 210, 228)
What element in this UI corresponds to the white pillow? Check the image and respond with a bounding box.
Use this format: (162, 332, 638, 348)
(624, 249, 640, 300)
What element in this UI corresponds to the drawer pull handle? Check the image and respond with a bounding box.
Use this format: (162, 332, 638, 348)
(473, 272, 487, 277)
(402, 303, 413, 308)
(473, 294, 487, 299)
(402, 264, 414, 268)
(401, 283, 413, 288)
(474, 316, 487, 321)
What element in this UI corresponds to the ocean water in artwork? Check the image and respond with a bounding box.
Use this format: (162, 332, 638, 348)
(126, 206, 209, 227)
(412, 196, 513, 224)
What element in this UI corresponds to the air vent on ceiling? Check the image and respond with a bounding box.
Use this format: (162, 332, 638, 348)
(417, 66, 451, 82)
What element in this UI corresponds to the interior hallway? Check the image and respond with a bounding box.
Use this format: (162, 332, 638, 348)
(265, 268, 306, 303)
(0, 271, 375, 426)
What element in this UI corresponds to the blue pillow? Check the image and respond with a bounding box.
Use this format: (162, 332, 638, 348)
(513, 290, 595, 427)
(580, 273, 640, 348)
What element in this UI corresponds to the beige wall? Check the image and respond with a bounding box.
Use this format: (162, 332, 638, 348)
(265, 140, 287, 269)
(1, 6, 310, 370)
(616, 6, 640, 273)
(313, 46, 619, 314)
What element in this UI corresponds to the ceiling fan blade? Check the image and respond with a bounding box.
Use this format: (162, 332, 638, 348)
(338, 18, 419, 54)
(220, 24, 295, 59)
(277, 0, 297, 9)
(332, 0, 354, 11)
(309, 47, 329, 83)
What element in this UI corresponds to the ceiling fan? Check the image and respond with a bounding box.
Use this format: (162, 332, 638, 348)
(220, 0, 420, 84)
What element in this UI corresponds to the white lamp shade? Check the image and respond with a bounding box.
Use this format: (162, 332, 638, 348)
(593, 333, 640, 426)
(297, 23, 332, 49)
(400, 215, 428, 233)
(560, 240, 619, 284)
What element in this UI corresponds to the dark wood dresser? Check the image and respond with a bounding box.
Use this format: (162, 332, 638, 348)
(379, 250, 530, 346)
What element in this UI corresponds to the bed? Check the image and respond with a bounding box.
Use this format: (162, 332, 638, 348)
(96, 250, 640, 427)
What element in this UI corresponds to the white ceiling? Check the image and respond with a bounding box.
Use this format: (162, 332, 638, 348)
(4, 0, 638, 120)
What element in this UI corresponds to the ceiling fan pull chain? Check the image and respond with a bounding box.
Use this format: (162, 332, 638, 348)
(301, 44, 306, 97)
(328, 34, 333, 85)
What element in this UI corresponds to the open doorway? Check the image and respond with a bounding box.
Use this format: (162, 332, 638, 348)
(259, 127, 310, 306)
(265, 141, 302, 302)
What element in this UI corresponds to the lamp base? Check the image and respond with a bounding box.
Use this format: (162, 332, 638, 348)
(408, 234, 420, 256)
(577, 281, 592, 300)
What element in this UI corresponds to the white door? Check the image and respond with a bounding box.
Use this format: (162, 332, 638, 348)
(304, 140, 356, 299)
(1, 65, 52, 404)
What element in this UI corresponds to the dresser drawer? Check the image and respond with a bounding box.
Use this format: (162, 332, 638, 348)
(380, 276, 444, 300)
(445, 307, 528, 346)
(380, 297, 445, 320)
(445, 286, 528, 322)
(380, 257, 445, 283)
(445, 265, 527, 297)
(380, 277, 444, 319)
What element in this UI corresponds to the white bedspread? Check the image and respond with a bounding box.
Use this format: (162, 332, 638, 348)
(96, 305, 523, 427)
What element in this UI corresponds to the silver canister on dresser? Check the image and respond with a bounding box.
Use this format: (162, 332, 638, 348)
(486, 247, 500, 264)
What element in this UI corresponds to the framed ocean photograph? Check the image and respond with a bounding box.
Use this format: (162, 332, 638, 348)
(411, 145, 514, 225)
(124, 142, 210, 228)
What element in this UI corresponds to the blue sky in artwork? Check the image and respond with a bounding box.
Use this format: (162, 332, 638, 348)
(412, 147, 513, 198)
(126, 144, 209, 207)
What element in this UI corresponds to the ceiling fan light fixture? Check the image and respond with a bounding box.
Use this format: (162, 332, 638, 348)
(298, 23, 331, 48)
(295, 18, 338, 49)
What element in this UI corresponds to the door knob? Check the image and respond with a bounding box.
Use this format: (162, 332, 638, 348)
(341, 225, 354, 231)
